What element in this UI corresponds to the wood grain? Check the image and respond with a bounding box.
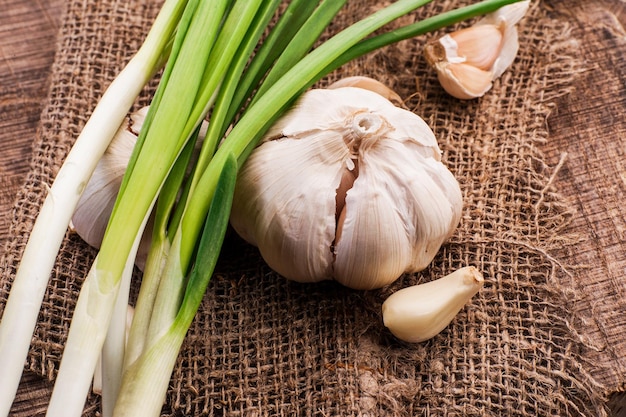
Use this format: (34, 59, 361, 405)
(0, 0, 63, 413)
(543, 1, 626, 414)
(0, 0, 63, 249)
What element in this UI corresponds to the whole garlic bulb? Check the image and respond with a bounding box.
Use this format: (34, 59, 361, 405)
(230, 85, 463, 290)
(424, 0, 530, 99)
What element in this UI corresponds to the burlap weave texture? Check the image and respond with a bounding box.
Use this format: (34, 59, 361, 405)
(0, 0, 607, 415)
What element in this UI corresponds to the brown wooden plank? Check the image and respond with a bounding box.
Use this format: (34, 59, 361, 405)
(543, 0, 626, 414)
(0, 0, 64, 249)
(0, 0, 64, 413)
(9, 371, 52, 417)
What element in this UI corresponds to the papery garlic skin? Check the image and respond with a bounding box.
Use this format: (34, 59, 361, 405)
(328, 76, 403, 105)
(230, 86, 463, 290)
(424, 0, 530, 99)
(382, 266, 484, 343)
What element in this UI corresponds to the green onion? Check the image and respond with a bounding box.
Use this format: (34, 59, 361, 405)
(0, 1, 525, 416)
(0, 0, 186, 414)
(114, 153, 238, 417)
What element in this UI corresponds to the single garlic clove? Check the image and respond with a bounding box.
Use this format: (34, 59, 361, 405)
(424, 0, 530, 99)
(439, 62, 494, 100)
(477, 1, 529, 79)
(425, 34, 498, 100)
(327, 76, 403, 105)
(476, 0, 530, 80)
(382, 266, 484, 343)
(490, 24, 519, 80)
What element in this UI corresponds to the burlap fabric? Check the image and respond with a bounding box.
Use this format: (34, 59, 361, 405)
(0, 0, 608, 415)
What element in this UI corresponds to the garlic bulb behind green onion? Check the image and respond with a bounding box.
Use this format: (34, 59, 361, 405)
(71, 108, 146, 266)
(230, 85, 463, 290)
(70, 106, 208, 270)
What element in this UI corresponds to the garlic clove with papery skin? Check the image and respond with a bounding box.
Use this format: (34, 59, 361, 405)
(230, 86, 463, 290)
(332, 113, 462, 289)
(424, 0, 530, 99)
(382, 266, 484, 343)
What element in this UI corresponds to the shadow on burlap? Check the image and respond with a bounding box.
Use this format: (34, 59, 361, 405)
(0, 0, 609, 415)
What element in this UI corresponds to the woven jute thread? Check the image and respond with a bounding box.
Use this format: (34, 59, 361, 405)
(0, 0, 607, 415)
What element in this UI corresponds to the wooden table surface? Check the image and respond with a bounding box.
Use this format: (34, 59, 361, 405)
(1, 0, 625, 415)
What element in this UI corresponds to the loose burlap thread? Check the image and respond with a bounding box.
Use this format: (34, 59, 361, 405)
(0, 0, 608, 416)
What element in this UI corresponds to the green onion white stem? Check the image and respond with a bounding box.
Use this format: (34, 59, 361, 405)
(100, 255, 134, 417)
(0, 0, 186, 414)
(45, 0, 234, 414)
(123, 0, 280, 377)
